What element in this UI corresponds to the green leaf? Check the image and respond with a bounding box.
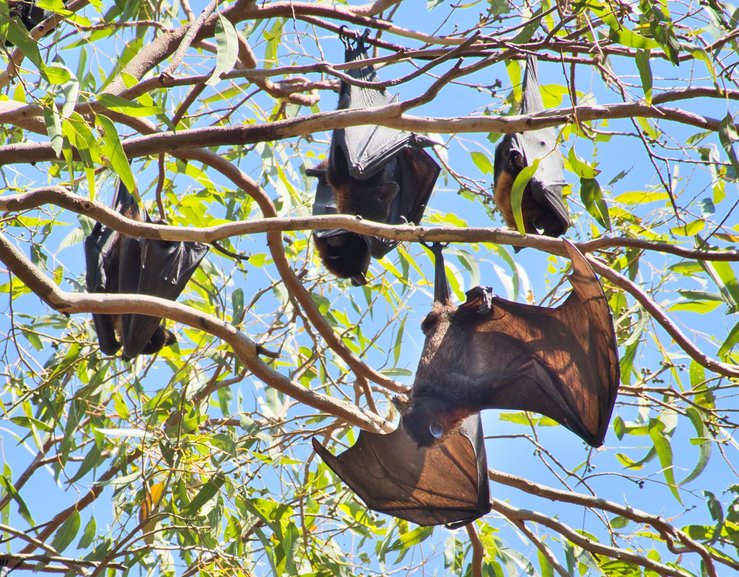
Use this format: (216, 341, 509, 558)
(510, 161, 539, 234)
(43, 104, 64, 157)
(610, 515, 631, 529)
(184, 473, 225, 516)
(77, 515, 96, 549)
(5, 17, 43, 69)
(698, 253, 739, 313)
(385, 525, 433, 553)
(580, 178, 611, 230)
(635, 50, 652, 103)
(718, 113, 739, 177)
(648, 419, 681, 503)
(44, 63, 72, 85)
(50, 509, 81, 553)
(97, 93, 163, 117)
(471, 151, 493, 175)
(718, 321, 739, 360)
(594, 4, 660, 50)
(537, 549, 554, 577)
(511, 8, 543, 44)
(1, 475, 35, 525)
(679, 408, 712, 485)
(207, 14, 239, 86)
(94, 114, 135, 194)
(567, 148, 600, 179)
(670, 220, 705, 237)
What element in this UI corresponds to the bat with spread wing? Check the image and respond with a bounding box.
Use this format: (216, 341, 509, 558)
(312, 413, 490, 528)
(494, 55, 570, 240)
(404, 241, 620, 448)
(308, 30, 440, 285)
(84, 182, 208, 360)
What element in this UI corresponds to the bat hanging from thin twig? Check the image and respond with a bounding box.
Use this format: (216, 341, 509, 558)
(404, 241, 620, 448)
(307, 29, 440, 285)
(84, 182, 208, 360)
(494, 55, 570, 240)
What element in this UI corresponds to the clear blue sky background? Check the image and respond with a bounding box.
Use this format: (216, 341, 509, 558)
(1, 1, 737, 575)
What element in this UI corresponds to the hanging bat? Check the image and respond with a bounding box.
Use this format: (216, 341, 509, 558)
(494, 55, 570, 240)
(5, 1, 51, 46)
(312, 412, 491, 528)
(309, 30, 440, 285)
(403, 241, 620, 448)
(84, 182, 208, 360)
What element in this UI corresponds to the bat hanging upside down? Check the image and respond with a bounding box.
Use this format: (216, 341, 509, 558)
(308, 29, 440, 285)
(494, 55, 570, 239)
(84, 182, 208, 360)
(314, 242, 619, 526)
(404, 241, 620, 448)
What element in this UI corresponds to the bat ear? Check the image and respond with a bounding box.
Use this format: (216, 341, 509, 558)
(460, 286, 493, 315)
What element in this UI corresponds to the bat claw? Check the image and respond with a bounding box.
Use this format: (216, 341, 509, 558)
(462, 286, 493, 315)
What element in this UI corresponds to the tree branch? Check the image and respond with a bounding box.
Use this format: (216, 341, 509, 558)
(0, 231, 389, 432)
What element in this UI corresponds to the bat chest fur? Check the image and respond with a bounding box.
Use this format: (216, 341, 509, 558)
(329, 161, 400, 223)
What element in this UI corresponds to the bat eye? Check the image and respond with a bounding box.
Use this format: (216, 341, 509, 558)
(429, 422, 444, 439)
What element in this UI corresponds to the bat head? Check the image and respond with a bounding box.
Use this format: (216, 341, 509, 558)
(313, 231, 371, 285)
(403, 395, 470, 447)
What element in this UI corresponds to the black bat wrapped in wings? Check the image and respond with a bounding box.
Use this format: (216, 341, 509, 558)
(308, 30, 440, 285)
(494, 55, 570, 240)
(84, 182, 208, 360)
(314, 241, 619, 526)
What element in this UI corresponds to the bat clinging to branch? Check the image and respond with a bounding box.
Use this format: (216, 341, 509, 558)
(404, 241, 620, 448)
(84, 182, 208, 359)
(494, 56, 570, 239)
(308, 30, 440, 285)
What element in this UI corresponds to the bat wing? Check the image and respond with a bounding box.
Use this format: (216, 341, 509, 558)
(458, 241, 619, 445)
(313, 414, 490, 528)
(120, 227, 208, 359)
(333, 37, 421, 179)
(84, 222, 121, 355)
(83, 183, 140, 355)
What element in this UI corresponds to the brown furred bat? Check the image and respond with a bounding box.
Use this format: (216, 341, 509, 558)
(404, 241, 620, 448)
(308, 30, 440, 285)
(493, 55, 570, 240)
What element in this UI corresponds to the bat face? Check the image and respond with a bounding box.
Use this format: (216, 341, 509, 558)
(308, 30, 439, 284)
(493, 56, 570, 239)
(406, 241, 620, 448)
(84, 183, 208, 359)
(313, 413, 491, 527)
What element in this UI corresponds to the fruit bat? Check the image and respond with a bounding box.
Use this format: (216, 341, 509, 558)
(404, 241, 620, 448)
(84, 182, 208, 360)
(312, 412, 491, 528)
(5, 1, 51, 46)
(494, 55, 570, 239)
(309, 30, 440, 285)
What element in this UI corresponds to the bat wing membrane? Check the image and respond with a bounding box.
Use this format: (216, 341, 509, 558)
(313, 414, 490, 527)
(457, 241, 619, 446)
(120, 224, 208, 359)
